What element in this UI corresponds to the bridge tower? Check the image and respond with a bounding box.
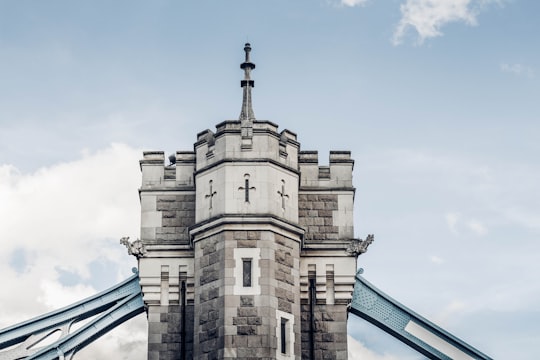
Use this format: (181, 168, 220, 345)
(137, 44, 358, 360)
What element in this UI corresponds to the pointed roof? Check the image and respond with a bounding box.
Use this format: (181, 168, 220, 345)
(239, 43, 256, 122)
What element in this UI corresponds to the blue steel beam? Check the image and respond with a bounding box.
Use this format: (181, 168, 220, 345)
(349, 270, 492, 360)
(27, 293, 144, 360)
(0, 270, 144, 360)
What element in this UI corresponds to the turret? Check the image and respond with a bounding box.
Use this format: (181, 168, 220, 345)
(137, 44, 359, 360)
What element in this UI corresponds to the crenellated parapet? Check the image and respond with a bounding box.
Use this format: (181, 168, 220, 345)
(191, 120, 301, 224)
(194, 120, 299, 172)
(140, 151, 196, 190)
(297, 150, 355, 246)
(298, 150, 354, 189)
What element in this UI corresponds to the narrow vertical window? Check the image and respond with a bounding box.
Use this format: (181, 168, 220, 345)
(276, 310, 294, 358)
(234, 248, 260, 295)
(242, 258, 252, 287)
(280, 318, 288, 354)
(245, 178, 249, 202)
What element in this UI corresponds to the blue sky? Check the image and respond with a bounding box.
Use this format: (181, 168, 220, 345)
(0, 1, 538, 358)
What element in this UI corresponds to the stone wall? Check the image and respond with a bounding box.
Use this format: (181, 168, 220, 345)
(230, 230, 269, 358)
(273, 233, 301, 359)
(155, 194, 195, 245)
(275, 233, 298, 313)
(300, 304, 349, 360)
(191, 228, 302, 359)
(298, 194, 339, 242)
(147, 304, 194, 360)
(194, 233, 225, 360)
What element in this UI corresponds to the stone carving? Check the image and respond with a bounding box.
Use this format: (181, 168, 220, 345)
(120, 237, 147, 259)
(205, 180, 217, 209)
(346, 234, 374, 257)
(277, 180, 289, 209)
(238, 174, 256, 203)
(206, 130, 216, 147)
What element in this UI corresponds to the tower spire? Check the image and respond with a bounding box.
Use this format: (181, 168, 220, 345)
(239, 43, 256, 121)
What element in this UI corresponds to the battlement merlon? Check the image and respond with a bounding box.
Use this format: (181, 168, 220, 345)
(174, 151, 196, 186)
(193, 120, 300, 173)
(299, 150, 355, 188)
(140, 151, 165, 187)
(140, 143, 354, 191)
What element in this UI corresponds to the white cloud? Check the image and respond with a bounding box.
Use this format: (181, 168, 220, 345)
(38, 279, 98, 310)
(340, 0, 369, 7)
(348, 335, 400, 360)
(500, 63, 535, 78)
(75, 316, 147, 360)
(445, 212, 461, 234)
(445, 213, 488, 236)
(433, 300, 467, 325)
(503, 207, 540, 230)
(430, 255, 445, 264)
(0, 144, 144, 357)
(468, 219, 487, 235)
(362, 149, 539, 238)
(393, 0, 500, 45)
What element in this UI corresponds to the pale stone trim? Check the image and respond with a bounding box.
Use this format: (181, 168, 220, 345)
(190, 215, 304, 244)
(276, 309, 295, 359)
(233, 248, 261, 295)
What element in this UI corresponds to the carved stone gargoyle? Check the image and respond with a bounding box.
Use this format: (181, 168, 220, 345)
(346, 234, 374, 257)
(120, 237, 147, 259)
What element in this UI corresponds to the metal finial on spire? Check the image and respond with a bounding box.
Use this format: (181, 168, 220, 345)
(239, 43, 256, 121)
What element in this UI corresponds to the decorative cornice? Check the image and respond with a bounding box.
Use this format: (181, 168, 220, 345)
(193, 158, 300, 177)
(189, 214, 305, 245)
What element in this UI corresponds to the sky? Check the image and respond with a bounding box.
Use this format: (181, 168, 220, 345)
(0, 0, 538, 359)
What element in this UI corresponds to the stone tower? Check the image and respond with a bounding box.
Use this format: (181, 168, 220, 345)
(137, 44, 358, 360)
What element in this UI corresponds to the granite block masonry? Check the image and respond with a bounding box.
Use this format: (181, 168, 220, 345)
(136, 43, 361, 359)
